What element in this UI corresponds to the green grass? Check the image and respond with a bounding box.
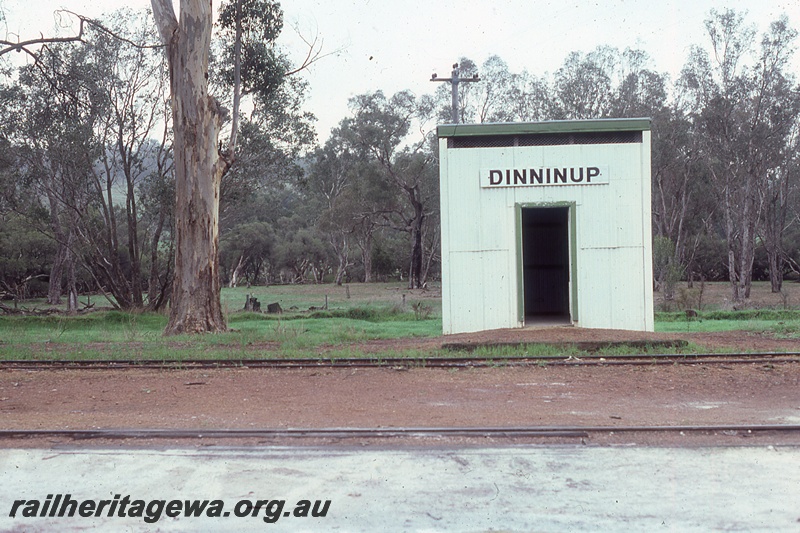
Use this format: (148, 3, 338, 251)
(656, 309, 800, 322)
(2, 283, 799, 361)
(0, 297, 442, 360)
(227, 314, 440, 347)
(0, 312, 167, 344)
(656, 318, 800, 337)
(453, 340, 721, 360)
(654, 309, 800, 338)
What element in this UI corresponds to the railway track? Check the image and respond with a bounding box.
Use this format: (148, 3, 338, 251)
(1, 352, 799, 370)
(3, 355, 798, 444)
(0, 424, 798, 441)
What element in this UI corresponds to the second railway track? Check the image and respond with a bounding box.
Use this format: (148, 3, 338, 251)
(1, 424, 799, 443)
(1, 352, 799, 371)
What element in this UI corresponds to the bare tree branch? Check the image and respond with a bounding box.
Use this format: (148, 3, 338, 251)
(284, 23, 343, 77)
(62, 9, 163, 50)
(1, 9, 162, 58)
(0, 13, 87, 57)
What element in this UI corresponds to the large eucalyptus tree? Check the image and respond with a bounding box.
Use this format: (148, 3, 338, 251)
(150, 0, 230, 334)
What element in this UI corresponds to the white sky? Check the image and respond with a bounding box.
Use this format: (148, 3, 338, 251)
(4, 0, 800, 141)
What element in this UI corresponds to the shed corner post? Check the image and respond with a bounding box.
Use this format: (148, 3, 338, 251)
(439, 135, 452, 334)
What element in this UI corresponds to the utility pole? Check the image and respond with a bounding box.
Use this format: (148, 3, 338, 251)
(431, 63, 480, 123)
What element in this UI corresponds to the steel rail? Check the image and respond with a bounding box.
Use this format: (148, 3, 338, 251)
(0, 424, 799, 441)
(1, 352, 800, 370)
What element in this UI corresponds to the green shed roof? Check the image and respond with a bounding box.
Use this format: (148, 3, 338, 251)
(437, 118, 651, 138)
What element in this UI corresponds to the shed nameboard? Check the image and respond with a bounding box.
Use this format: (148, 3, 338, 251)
(481, 166, 609, 188)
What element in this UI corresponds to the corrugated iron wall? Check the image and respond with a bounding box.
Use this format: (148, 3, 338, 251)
(439, 120, 653, 334)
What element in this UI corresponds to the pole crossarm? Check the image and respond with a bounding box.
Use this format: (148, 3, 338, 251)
(430, 62, 480, 123)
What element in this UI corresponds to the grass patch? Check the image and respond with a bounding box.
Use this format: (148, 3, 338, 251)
(455, 341, 711, 359)
(767, 321, 800, 337)
(0, 305, 442, 361)
(220, 283, 441, 316)
(2, 282, 799, 361)
(0, 312, 167, 344)
(656, 318, 798, 336)
(310, 306, 418, 322)
(654, 308, 800, 337)
(589, 342, 695, 356)
(656, 309, 800, 322)
(462, 344, 584, 359)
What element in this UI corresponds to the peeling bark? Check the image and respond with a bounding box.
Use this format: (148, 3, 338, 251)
(152, 0, 227, 334)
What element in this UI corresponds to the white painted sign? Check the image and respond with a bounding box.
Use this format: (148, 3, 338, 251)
(481, 166, 609, 188)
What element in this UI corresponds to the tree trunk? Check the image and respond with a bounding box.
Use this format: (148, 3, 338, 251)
(334, 265, 346, 286)
(762, 167, 790, 294)
(126, 173, 143, 307)
(408, 196, 425, 289)
(332, 234, 350, 286)
(147, 208, 171, 311)
(46, 191, 65, 305)
(412, 221, 423, 288)
(768, 250, 783, 293)
(48, 245, 65, 306)
(723, 184, 741, 302)
(230, 254, 245, 288)
(65, 231, 78, 315)
(359, 232, 373, 283)
(736, 174, 759, 300)
(152, 0, 228, 334)
(421, 226, 439, 288)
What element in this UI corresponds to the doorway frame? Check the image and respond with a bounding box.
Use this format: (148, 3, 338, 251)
(515, 202, 578, 325)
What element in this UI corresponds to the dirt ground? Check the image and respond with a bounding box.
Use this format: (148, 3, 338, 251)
(2, 327, 799, 448)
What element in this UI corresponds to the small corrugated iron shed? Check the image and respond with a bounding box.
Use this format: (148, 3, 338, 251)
(438, 118, 654, 334)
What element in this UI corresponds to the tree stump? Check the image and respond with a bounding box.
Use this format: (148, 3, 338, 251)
(267, 302, 282, 314)
(243, 294, 261, 312)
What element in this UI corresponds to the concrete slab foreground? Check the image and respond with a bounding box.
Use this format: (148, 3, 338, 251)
(1, 445, 798, 532)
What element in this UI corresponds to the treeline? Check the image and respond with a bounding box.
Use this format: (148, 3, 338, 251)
(1, 7, 799, 310)
(0, 4, 317, 310)
(437, 10, 800, 302)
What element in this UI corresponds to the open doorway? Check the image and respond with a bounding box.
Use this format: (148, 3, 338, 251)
(520, 206, 571, 325)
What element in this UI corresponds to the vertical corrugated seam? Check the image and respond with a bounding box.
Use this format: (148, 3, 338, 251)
(641, 131, 655, 331)
(438, 138, 451, 334)
(569, 202, 579, 324)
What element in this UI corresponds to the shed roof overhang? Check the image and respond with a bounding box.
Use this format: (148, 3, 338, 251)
(437, 118, 651, 138)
